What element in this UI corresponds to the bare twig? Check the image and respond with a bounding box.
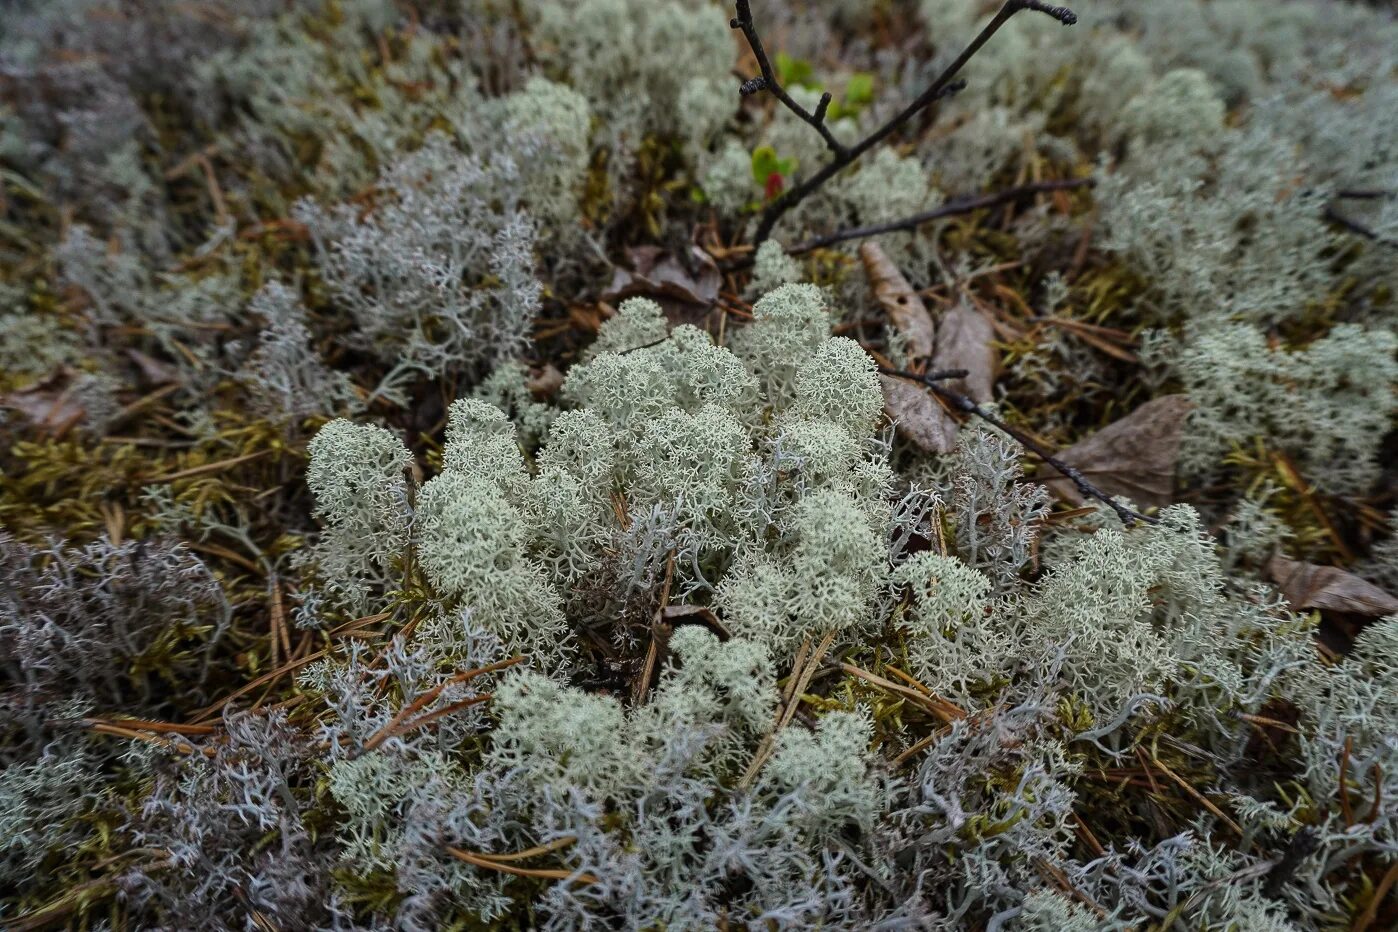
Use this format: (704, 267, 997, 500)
(733, 0, 1078, 244)
(1319, 205, 1386, 244)
(878, 366, 1158, 527)
(789, 178, 1094, 254)
(731, 0, 845, 157)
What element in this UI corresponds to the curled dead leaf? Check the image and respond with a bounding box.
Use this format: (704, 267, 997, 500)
(1040, 395, 1193, 510)
(0, 368, 88, 436)
(881, 374, 958, 454)
(526, 364, 565, 399)
(601, 245, 721, 317)
(1267, 555, 1398, 618)
(860, 242, 934, 360)
(876, 300, 997, 454)
(931, 302, 997, 406)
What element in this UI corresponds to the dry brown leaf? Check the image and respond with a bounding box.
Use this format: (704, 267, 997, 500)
(931, 302, 997, 405)
(881, 374, 958, 454)
(860, 242, 934, 360)
(126, 349, 179, 386)
(0, 368, 87, 436)
(525, 364, 565, 398)
(1266, 555, 1398, 618)
(878, 301, 996, 453)
(602, 245, 721, 311)
(1040, 395, 1193, 509)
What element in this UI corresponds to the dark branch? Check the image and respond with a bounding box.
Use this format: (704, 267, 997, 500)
(878, 367, 1157, 527)
(731, 1, 847, 158)
(734, 0, 1078, 245)
(1021, 1, 1077, 24)
(788, 178, 1094, 254)
(1335, 188, 1394, 201)
(1325, 205, 1397, 247)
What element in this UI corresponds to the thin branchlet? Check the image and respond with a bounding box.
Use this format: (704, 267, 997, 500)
(731, 1, 847, 157)
(1324, 204, 1396, 247)
(879, 367, 1158, 527)
(732, 0, 1078, 244)
(787, 178, 1094, 254)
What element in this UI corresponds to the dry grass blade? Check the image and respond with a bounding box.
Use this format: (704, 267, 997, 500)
(841, 663, 965, 724)
(84, 718, 216, 736)
(189, 649, 330, 723)
(892, 728, 951, 769)
(85, 721, 212, 758)
(1149, 757, 1242, 835)
(359, 655, 524, 755)
(1352, 859, 1398, 932)
(1034, 856, 1107, 916)
(328, 611, 393, 637)
(378, 693, 493, 742)
(7, 878, 125, 932)
(1040, 316, 1138, 363)
(148, 449, 272, 483)
(447, 846, 598, 884)
(740, 630, 836, 788)
(469, 836, 579, 863)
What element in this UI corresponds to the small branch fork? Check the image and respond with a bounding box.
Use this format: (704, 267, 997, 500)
(878, 366, 1158, 527)
(731, 0, 845, 158)
(733, 0, 1078, 245)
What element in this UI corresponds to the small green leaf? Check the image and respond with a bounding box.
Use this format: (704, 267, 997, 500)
(776, 51, 816, 88)
(844, 72, 875, 106)
(751, 145, 782, 185)
(752, 146, 798, 200)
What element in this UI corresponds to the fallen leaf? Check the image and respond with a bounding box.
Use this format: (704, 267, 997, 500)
(1267, 555, 1398, 618)
(1040, 395, 1193, 509)
(526, 364, 564, 398)
(601, 245, 721, 312)
(931, 301, 997, 405)
(881, 374, 958, 454)
(0, 368, 87, 436)
(126, 349, 179, 386)
(877, 301, 997, 454)
(860, 242, 934, 360)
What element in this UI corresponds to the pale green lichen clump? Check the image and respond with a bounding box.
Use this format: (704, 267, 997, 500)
(3, 0, 1397, 928)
